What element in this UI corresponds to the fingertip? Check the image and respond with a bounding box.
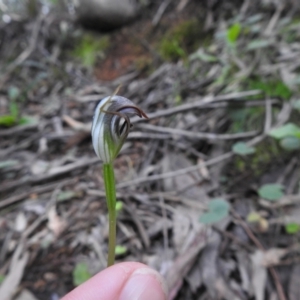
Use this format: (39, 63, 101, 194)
(119, 267, 168, 300)
(61, 262, 167, 300)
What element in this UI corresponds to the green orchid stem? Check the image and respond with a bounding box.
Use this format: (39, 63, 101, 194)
(103, 162, 117, 267)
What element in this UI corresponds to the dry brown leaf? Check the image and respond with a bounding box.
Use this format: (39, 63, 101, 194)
(47, 206, 67, 237)
(147, 218, 173, 237)
(173, 206, 206, 254)
(185, 259, 202, 293)
(161, 153, 209, 203)
(13, 289, 39, 300)
(200, 233, 241, 300)
(197, 158, 210, 179)
(262, 248, 287, 267)
(14, 212, 27, 233)
(0, 245, 29, 300)
(236, 251, 253, 296)
(288, 264, 300, 300)
(63, 115, 89, 131)
(30, 160, 49, 175)
(166, 229, 209, 300)
(173, 208, 190, 254)
(251, 250, 267, 300)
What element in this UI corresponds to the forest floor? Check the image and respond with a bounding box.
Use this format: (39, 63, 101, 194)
(1, 1, 300, 299)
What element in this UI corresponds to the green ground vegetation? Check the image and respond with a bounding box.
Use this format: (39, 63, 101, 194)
(72, 33, 110, 68)
(158, 19, 212, 61)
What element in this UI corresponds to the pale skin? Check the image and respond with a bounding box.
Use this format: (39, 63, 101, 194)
(62, 262, 168, 300)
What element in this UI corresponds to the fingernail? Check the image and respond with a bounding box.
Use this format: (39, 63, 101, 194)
(119, 268, 168, 300)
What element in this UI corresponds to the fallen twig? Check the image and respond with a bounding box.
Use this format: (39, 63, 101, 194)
(138, 123, 258, 141)
(0, 178, 74, 209)
(232, 210, 287, 300)
(0, 157, 100, 194)
(0, 14, 43, 88)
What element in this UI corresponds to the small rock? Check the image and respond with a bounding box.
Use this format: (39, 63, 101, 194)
(73, 0, 141, 31)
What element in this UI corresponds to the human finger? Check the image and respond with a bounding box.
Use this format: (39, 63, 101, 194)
(61, 261, 168, 300)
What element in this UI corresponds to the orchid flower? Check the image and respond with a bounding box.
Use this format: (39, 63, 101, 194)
(92, 95, 148, 163)
(91, 93, 148, 266)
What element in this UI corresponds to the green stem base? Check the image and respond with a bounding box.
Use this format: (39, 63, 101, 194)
(103, 162, 117, 267)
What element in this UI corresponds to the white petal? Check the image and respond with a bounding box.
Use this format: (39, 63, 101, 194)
(91, 96, 113, 163)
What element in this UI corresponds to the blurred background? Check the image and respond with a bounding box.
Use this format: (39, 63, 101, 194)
(1, 0, 300, 299)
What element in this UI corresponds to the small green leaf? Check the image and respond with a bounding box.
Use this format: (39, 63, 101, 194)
(258, 184, 284, 201)
(115, 201, 123, 212)
(73, 262, 92, 286)
(285, 223, 300, 234)
(208, 198, 230, 212)
(115, 245, 127, 255)
(0, 115, 16, 127)
(232, 142, 256, 155)
(268, 123, 300, 139)
(280, 137, 300, 151)
(199, 198, 230, 224)
(227, 23, 241, 44)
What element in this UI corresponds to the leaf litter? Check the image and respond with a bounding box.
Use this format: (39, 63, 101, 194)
(0, 1, 300, 299)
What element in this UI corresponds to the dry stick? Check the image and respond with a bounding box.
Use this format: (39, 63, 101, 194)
(0, 131, 42, 157)
(0, 178, 74, 209)
(116, 152, 233, 188)
(166, 229, 208, 299)
(264, 99, 273, 133)
(131, 90, 262, 124)
(0, 183, 66, 281)
(276, 157, 298, 185)
(177, 0, 190, 11)
(64, 99, 278, 134)
(0, 14, 43, 88)
(22, 185, 64, 240)
(0, 123, 38, 137)
(287, 168, 300, 194)
(262, 195, 300, 209)
(138, 123, 258, 141)
(212, 225, 253, 252)
(63, 91, 277, 145)
(117, 101, 292, 189)
(159, 194, 169, 250)
(128, 131, 170, 140)
(123, 204, 150, 248)
(232, 210, 287, 300)
(152, 0, 172, 26)
(231, 95, 291, 300)
(264, 4, 284, 36)
(0, 157, 100, 194)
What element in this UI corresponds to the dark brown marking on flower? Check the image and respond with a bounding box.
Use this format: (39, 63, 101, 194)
(117, 105, 149, 119)
(101, 109, 130, 138)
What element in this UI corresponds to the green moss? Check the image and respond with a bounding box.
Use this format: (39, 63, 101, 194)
(229, 106, 265, 133)
(234, 139, 282, 176)
(247, 77, 292, 100)
(160, 39, 186, 61)
(158, 19, 210, 61)
(73, 34, 110, 67)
